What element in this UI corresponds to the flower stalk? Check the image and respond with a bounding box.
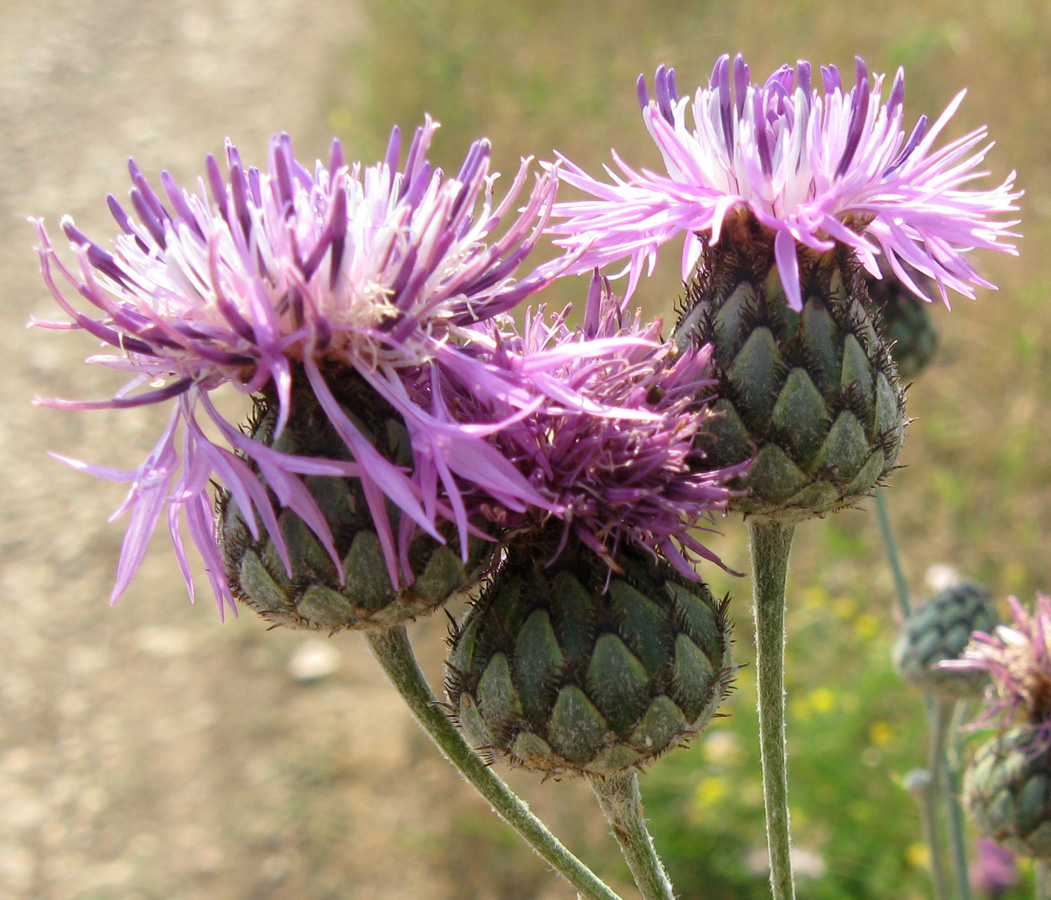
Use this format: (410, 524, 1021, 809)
(874, 489, 912, 619)
(365, 625, 624, 900)
(748, 517, 796, 900)
(910, 767, 950, 900)
(945, 701, 973, 900)
(924, 698, 955, 900)
(590, 771, 676, 900)
(879, 489, 974, 900)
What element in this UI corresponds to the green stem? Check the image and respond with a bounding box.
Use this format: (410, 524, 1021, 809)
(921, 698, 953, 900)
(909, 769, 948, 900)
(590, 771, 676, 900)
(748, 517, 797, 900)
(945, 701, 972, 900)
(874, 488, 912, 618)
(1038, 861, 1051, 900)
(365, 626, 623, 900)
(878, 488, 973, 898)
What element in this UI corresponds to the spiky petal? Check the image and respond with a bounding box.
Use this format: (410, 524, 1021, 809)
(942, 594, 1051, 755)
(447, 272, 747, 578)
(550, 55, 1020, 310)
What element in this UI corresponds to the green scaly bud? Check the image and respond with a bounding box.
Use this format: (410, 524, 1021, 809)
(965, 728, 1051, 861)
(674, 216, 907, 523)
(893, 582, 1000, 699)
(445, 537, 734, 778)
(866, 272, 938, 380)
(219, 369, 489, 632)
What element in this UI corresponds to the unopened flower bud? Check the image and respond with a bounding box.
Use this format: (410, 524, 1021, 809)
(866, 259, 938, 380)
(893, 582, 999, 698)
(446, 539, 734, 778)
(965, 728, 1051, 861)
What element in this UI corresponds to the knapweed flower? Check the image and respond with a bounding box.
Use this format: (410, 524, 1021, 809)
(443, 275, 740, 777)
(552, 55, 1025, 521)
(970, 838, 1018, 899)
(33, 121, 570, 619)
(448, 271, 745, 576)
(943, 594, 1051, 751)
(444, 535, 735, 777)
(551, 55, 1020, 310)
(952, 597, 1051, 860)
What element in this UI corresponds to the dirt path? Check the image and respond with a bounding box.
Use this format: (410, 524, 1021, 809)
(0, 3, 597, 898)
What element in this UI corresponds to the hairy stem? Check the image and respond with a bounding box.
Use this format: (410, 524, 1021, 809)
(366, 626, 623, 900)
(945, 701, 972, 900)
(874, 488, 912, 618)
(748, 517, 797, 900)
(590, 771, 676, 900)
(921, 698, 953, 900)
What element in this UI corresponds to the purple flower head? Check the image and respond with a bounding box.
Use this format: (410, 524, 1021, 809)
(451, 272, 747, 579)
(551, 55, 1021, 310)
(33, 122, 569, 615)
(941, 594, 1051, 754)
(970, 838, 1018, 899)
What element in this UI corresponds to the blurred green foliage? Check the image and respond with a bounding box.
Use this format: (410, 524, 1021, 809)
(341, 0, 1051, 896)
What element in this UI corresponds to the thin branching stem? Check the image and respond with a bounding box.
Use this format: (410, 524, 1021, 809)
(945, 700, 973, 900)
(877, 488, 972, 899)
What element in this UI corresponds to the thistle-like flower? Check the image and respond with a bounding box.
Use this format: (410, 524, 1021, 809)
(444, 275, 741, 777)
(549, 56, 1020, 521)
(970, 838, 1018, 899)
(450, 271, 746, 575)
(33, 122, 569, 621)
(945, 595, 1051, 860)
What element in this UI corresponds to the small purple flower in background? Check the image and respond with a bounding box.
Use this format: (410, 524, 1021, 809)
(550, 54, 1020, 309)
(446, 271, 746, 577)
(32, 121, 569, 614)
(942, 594, 1051, 753)
(971, 838, 1018, 899)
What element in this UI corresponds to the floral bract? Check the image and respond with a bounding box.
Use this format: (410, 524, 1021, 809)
(550, 55, 1020, 310)
(33, 122, 570, 614)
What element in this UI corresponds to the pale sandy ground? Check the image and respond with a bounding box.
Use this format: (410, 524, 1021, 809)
(0, 3, 607, 898)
